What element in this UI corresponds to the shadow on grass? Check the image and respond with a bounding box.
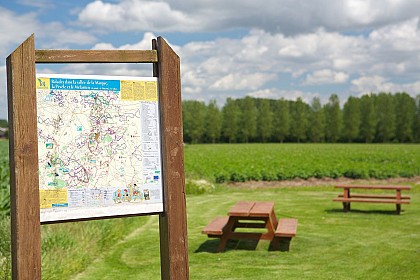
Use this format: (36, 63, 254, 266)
(325, 208, 402, 215)
(195, 239, 258, 253)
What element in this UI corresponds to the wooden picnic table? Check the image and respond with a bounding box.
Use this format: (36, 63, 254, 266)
(333, 185, 411, 214)
(202, 201, 298, 252)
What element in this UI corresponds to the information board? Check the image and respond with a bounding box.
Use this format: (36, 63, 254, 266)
(36, 74, 163, 222)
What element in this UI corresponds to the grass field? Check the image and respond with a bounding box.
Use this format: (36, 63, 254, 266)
(1, 141, 420, 279)
(70, 186, 420, 280)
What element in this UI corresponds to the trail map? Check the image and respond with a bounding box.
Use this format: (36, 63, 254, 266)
(36, 74, 163, 222)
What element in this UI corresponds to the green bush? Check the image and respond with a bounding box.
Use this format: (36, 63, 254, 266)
(186, 179, 215, 195)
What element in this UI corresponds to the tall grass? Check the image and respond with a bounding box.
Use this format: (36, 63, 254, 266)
(41, 217, 148, 279)
(0, 217, 11, 280)
(0, 141, 9, 216)
(0, 141, 10, 280)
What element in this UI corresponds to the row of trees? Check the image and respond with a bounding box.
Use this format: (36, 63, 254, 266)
(182, 92, 420, 143)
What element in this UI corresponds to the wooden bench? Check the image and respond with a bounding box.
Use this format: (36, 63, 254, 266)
(333, 185, 411, 214)
(202, 216, 229, 238)
(271, 218, 298, 251)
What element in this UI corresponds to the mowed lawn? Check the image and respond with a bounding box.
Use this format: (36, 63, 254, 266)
(71, 185, 420, 280)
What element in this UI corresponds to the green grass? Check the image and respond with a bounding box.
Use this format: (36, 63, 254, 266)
(71, 185, 420, 280)
(0, 141, 9, 216)
(184, 144, 420, 182)
(1, 142, 420, 279)
(41, 217, 148, 280)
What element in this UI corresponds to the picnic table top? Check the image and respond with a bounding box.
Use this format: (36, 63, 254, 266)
(335, 185, 411, 190)
(228, 201, 274, 217)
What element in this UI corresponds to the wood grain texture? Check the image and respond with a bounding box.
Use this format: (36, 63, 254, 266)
(35, 50, 158, 63)
(249, 201, 274, 217)
(335, 185, 411, 190)
(155, 37, 189, 280)
(202, 217, 229, 235)
(7, 34, 42, 280)
(228, 201, 254, 216)
(275, 218, 298, 237)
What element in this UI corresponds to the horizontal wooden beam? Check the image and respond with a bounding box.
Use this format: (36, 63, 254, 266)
(35, 50, 158, 63)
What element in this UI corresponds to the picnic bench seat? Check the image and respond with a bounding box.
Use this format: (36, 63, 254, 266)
(202, 216, 229, 237)
(271, 218, 298, 251)
(333, 185, 411, 214)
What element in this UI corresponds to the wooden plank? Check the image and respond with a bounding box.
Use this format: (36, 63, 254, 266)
(338, 194, 410, 199)
(228, 201, 255, 217)
(275, 218, 298, 237)
(155, 37, 189, 280)
(234, 222, 267, 229)
(333, 198, 410, 204)
(249, 201, 274, 217)
(228, 232, 264, 240)
(7, 34, 42, 280)
(335, 185, 411, 190)
(35, 50, 158, 63)
(202, 217, 229, 235)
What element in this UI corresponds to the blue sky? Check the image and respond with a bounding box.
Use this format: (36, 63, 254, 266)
(1, 0, 420, 120)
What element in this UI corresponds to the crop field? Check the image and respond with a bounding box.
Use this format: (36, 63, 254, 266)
(184, 143, 420, 183)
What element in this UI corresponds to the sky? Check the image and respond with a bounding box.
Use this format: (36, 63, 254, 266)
(1, 0, 420, 120)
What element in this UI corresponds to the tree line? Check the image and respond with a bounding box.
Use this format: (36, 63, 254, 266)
(182, 92, 420, 143)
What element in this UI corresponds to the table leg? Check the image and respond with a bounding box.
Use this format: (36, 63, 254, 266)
(270, 209, 278, 229)
(343, 188, 351, 212)
(216, 217, 237, 252)
(217, 236, 229, 252)
(396, 189, 402, 214)
(262, 217, 275, 241)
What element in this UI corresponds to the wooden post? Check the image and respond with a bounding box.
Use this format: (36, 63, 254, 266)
(7, 34, 42, 280)
(154, 37, 190, 280)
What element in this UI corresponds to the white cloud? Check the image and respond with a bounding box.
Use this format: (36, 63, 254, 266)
(0, 7, 96, 58)
(369, 18, 420, 50)
(351, 75, 387, 93)
(90, 19, 419, 103)
(351, 75, 420, 95)
(211, 73, 276, 91)
(77, 0, 420, 34)
(92, 32, 156, 50)
(303, 69, 349, 85)
(78, 0, 196, 32)
(0, 66, 7, 119)
(0, 7, 98, 119)
(0, 8, 38, 58)
(248, 88, 322, 104)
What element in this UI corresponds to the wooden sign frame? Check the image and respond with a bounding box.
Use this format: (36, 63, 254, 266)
(7, 34, 189, 280)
